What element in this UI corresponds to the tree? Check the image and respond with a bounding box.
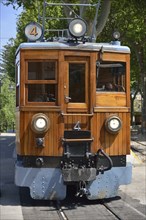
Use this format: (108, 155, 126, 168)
(3, 0, 111, 40)
(96, 0, 146, 131)
(0, 77, 15, 131)
(1, 0, 111, 81)
(1, 39, 16, 82)
(2, 0, 146, 131)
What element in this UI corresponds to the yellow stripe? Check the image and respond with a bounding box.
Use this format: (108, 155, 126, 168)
(130, 150, 143, 164)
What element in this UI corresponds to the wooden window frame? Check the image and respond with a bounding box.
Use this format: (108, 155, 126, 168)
(25, 60, 58, 106)
(65, 59, 89, 112)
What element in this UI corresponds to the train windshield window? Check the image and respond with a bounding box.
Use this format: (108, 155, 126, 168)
(28, 61, 56, 80)
(28, 84, 56, 102)
(27, 61, 57, 103)
(69, 63, 85, 102)
(96, 61, 126, 92)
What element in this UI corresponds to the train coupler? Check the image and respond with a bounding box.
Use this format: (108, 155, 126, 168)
(75, 181, 90, 197)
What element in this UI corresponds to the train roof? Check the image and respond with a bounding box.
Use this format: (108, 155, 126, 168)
(16, 41, 130, 55)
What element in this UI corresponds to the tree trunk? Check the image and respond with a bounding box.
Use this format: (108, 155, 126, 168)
(142, 76, 146, 132)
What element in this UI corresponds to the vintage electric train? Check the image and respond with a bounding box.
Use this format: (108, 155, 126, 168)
(15, 3, 132, 200)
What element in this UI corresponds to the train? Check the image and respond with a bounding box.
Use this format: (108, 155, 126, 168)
(15, 2, 132, 200)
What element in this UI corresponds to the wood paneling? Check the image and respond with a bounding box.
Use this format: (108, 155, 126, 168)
(102, 53, 127, 62)
(91, 112, 130, 155)
(94, 107, 130, 112)
(21, 50, 59, 60)
(16, 48, 131, 158)
(96, 93, 126, 107)
(17, 110, 130, 157)
(18, 111, 63, 156)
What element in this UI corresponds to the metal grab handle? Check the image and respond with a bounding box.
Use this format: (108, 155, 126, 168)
(64, 95, 71, 103)
(62, 138, 94, 142)
(61, 112, 93, 116)
(96, 149, 113, 174)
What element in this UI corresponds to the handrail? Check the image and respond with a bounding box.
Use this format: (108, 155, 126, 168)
(61, 112, 93, 117)
(62, 138, 93, 142)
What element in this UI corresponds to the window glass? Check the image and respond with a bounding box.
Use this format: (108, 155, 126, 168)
(27, 61, 57, 104)
(28, 61, 56, 80)
(96, 61, 126, 92)
(69, 63, 85, 102)
(28, 84, 56, 102)
(16, 64, 20, 106)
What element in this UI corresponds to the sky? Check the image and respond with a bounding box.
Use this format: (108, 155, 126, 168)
(0, 1, 22, 51)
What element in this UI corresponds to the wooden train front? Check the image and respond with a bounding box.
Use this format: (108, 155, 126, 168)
(15, 43, 132, 200)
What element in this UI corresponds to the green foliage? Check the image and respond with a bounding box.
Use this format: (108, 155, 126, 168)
(0, 77, 15, 129)
(1, 39, 17, 82)
(1, 0, 146, 126)
(97, 0, 146, 90)
(2, 0, 38, 9)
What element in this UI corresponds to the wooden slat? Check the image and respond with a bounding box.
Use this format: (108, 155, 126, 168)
(96, 93, 126, 107)
(61, 112, 93, 116)
(102, 53, 127, 62)
(19, 106, 61, 111)
(15, 111, 20, 154)
(63, 51, 91, 57)
(21, 49, 59, 59)
(92, 112, 130, 156)
(126, 54, 131, 107)
(90, 53, 97, 112)
(94, 107, 130, 112)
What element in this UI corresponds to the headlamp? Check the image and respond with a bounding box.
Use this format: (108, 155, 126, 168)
(113, 31, 120, 40)
(69, 18, 87, 38)
(105, 115, 122, 134)
(31, 113, 50, 134)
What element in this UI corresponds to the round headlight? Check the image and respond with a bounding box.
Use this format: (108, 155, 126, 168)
(105, 116, 122, 134)
(36, 118, 46, 129)
(69, 18, 87, 38)
(31, 113, 50, 134)
(113, 31, 120, 40)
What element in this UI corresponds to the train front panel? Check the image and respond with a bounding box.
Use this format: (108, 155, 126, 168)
(15, 43, 132, 200)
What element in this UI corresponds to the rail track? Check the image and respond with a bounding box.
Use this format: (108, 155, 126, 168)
(131, 139, 146, 163)
(19, 136, 146, 220)
(20, 187, 146, 220)
(1, 134, 145, 220)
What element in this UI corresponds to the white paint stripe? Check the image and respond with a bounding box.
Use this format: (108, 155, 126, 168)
(125, 201, 146, 218)
(130, 149, 143, 164)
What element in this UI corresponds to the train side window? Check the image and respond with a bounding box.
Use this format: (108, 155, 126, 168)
(96, 61, 126, 92)
(26, 61, 57, 104)
(16, 63, 20, 107)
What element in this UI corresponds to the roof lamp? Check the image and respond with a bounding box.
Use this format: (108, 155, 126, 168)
(69, 18, 87, 38)
(113, 31, 120, 40)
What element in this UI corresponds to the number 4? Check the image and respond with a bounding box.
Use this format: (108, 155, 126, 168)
(30, 26, 38, 36)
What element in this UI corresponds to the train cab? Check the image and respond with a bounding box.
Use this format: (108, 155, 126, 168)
(15, 18, 132, 200)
